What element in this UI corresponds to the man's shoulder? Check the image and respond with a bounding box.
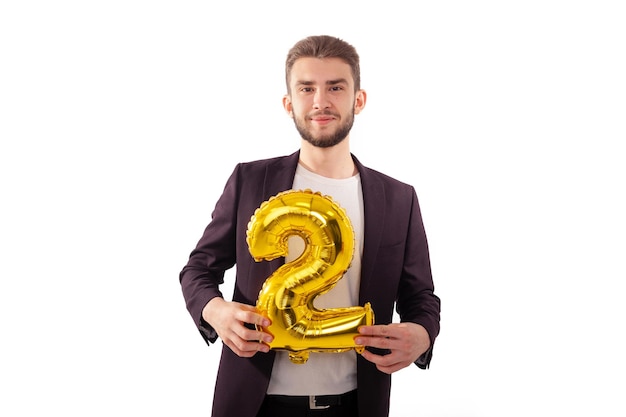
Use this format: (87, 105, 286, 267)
(237, 151, 298, 171)
(239, 154, 289, 167)
(356, 159, 414, 192)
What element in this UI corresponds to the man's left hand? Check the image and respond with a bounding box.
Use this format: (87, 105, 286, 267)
(355, 322, 430, 374)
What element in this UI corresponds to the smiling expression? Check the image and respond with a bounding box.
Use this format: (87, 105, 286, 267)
(284, 57, 366, 148)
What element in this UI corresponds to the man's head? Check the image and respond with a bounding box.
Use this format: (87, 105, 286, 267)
(283, 36, 366, 148)
(285, 35, 361, 94)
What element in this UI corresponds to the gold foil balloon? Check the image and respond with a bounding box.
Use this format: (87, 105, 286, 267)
(246, 189, 374, 364)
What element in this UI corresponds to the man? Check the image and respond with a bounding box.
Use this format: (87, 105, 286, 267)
(180, 35, 441, 417)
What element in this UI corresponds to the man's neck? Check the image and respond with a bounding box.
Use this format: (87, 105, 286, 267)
(299, 139, 356, 179)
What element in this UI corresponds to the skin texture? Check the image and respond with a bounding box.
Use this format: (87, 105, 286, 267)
(202, 56, 431, 374)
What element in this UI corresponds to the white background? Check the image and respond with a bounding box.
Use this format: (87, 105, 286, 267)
(1, 1, 625, 416)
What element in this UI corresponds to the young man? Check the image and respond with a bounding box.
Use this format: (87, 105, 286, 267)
(180, 35, 441, 417)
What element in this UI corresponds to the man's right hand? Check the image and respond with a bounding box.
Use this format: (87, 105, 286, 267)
(202, 297, 273, 357)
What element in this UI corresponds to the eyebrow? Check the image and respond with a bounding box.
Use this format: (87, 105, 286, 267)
(295, 78, 349, 87)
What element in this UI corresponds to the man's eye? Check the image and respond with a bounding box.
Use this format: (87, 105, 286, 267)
(301, 87, 314, 93)
(330, 86, 343, 91)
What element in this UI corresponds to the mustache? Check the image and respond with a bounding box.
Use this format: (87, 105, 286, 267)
(308, 110, 340, 118)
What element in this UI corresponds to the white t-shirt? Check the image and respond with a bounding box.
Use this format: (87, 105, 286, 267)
(266, 163, 365, 395)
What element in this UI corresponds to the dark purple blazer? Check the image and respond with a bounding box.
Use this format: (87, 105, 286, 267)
(180, 151, 440, 417)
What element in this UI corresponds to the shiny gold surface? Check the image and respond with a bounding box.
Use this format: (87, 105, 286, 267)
(246, 189, 374, 364)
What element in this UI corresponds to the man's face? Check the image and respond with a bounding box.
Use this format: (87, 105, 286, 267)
(284, 57, 365, 148)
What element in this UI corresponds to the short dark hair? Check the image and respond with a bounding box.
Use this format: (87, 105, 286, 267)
(285, 35, 361, 93)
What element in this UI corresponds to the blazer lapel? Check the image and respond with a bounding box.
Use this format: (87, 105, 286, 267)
(262, 150, 300, 200)
(352, 155, 386, 303)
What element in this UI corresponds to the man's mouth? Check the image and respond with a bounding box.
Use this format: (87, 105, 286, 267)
(309, 112, 338, 124)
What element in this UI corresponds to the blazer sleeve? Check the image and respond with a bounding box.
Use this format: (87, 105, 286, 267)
(179, 164, 242, 344)
(397, 187, 441, 369)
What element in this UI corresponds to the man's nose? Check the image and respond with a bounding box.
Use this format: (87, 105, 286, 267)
(313, 89, 330, 109)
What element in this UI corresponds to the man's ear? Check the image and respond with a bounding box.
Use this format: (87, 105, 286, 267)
(282, 94, 293, 117)
(354, 89, 367, 115)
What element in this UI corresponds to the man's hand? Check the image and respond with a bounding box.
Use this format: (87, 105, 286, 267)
(355, 322, 430, 374)
(202, 297, 273, 357)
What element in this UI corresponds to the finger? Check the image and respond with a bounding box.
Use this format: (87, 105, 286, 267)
(358, 324, 393, 338)
(240, 339, 270, 354)
(361, 348, 394, 364)
(237, 326, 274, 345)
(354, 334, 395, 349)
(228, 342, 269, 357)
(360, 349, 409, 374)
(236, 308, 271, 328)
(228, 335, 271, 355)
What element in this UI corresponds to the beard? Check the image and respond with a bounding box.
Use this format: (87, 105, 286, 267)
(293, 109, 355, 148)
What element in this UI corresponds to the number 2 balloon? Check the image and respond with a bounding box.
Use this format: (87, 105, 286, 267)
(246, 189, 374, 364)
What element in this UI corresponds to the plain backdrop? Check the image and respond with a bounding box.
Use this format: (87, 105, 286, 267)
(1, 1, 625, 416)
